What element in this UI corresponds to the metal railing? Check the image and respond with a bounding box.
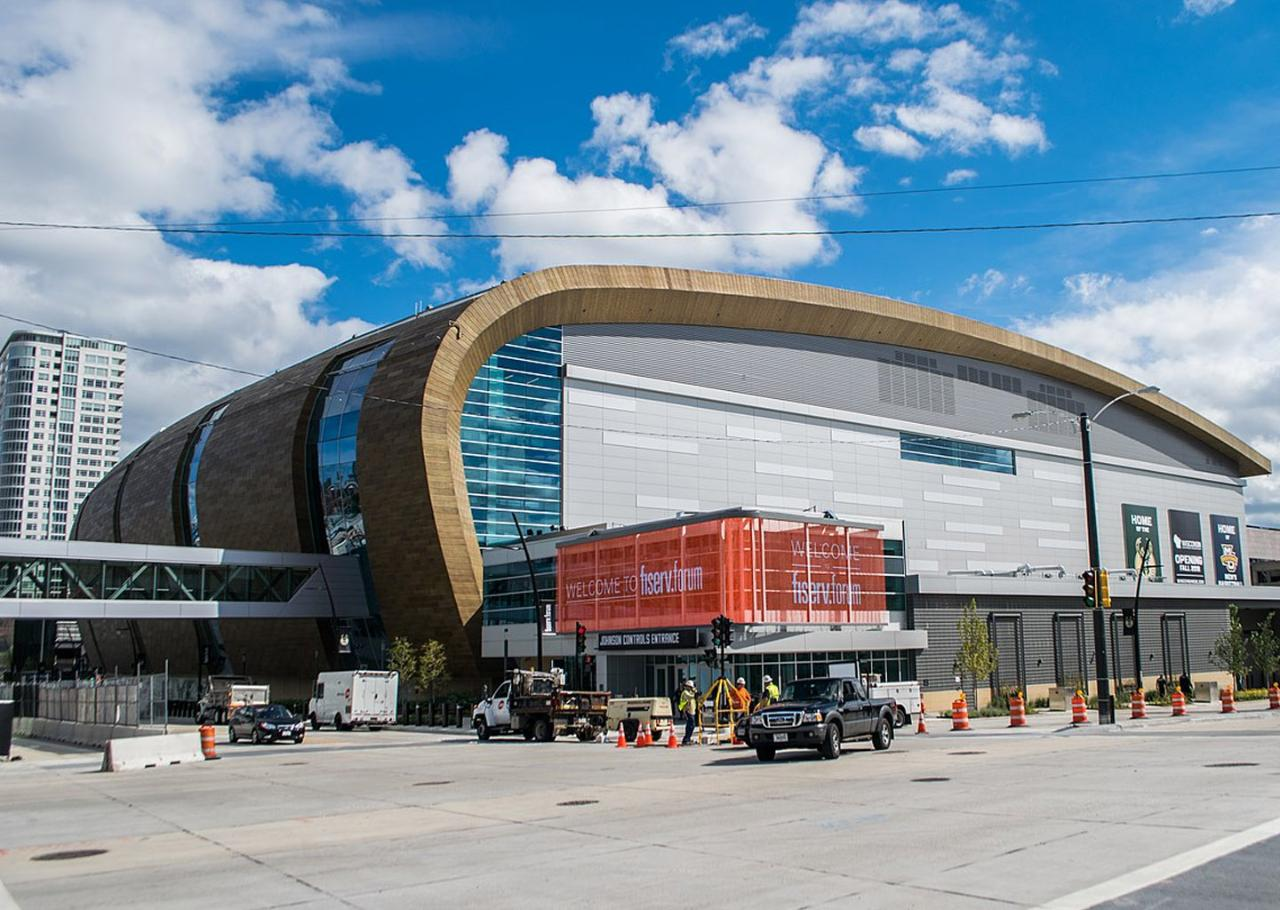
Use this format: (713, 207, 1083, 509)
(2, 672, 168, 728)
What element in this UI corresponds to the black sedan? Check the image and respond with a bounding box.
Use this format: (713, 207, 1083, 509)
(229, 704, 306, 744)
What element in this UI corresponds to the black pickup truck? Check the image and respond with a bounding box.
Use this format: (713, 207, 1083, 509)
(746, 676, 897, 761)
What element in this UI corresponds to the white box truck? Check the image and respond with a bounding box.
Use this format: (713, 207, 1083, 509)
(828, 663, 921, 728)
(307, 670, 399, 730)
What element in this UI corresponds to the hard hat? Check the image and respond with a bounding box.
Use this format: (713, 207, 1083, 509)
(683, 679, 695, 687)
(763, 675, 772, 684)
(736, 677, 746, 686)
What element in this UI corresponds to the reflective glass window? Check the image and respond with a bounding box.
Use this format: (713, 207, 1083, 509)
(183, 404, 228, 545)
(899, 432, 1016, 475)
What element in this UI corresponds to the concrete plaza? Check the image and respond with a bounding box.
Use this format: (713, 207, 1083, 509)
(1, 703, 1278, 909)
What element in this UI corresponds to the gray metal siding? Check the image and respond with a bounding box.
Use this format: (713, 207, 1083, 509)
(562, 324, 1234, 475)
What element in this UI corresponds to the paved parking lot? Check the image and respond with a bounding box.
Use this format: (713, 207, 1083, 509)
(1, 706, 1278, 909)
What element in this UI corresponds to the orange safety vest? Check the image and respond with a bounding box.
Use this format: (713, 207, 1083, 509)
(734, 686, 751, 710)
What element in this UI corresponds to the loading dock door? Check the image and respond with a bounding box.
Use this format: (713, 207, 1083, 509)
(1161, 614, 1190, 680)
(988, 613, 1026, 696)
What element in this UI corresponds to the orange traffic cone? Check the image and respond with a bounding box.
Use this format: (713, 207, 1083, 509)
(1008, 692, 1027, 728)
(615, 721, 628, 749)
(636, 722, 650, 748)
(666, 724, 679, 749)
(916, 697, 928, 735)
(1071, 690, 1089, 725)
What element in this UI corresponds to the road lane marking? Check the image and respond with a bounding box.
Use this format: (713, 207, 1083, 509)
(1034, 815, 1280, 910)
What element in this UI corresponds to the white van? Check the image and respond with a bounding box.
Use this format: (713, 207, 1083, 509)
(308, 670, 399, 730)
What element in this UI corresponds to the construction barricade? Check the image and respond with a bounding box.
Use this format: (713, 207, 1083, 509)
(1071, 691, 1089, 725)
(1270, 684, 1280, 710)
(1221, 688, 1236, 714)
(1130, 688, 1147, 720)
(951, 696, 970, 732)
(1008, 692, 1027, 728)
(1171, 690, 1187, 717)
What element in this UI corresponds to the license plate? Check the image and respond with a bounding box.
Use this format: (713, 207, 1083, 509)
(772, 733, 789, 743)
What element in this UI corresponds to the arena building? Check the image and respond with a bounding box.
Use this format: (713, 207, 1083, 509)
(69, 266, 1277, 703)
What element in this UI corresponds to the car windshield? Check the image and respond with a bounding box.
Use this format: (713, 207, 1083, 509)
(257, 705, 294, 720)
(782, 679, 840, 701)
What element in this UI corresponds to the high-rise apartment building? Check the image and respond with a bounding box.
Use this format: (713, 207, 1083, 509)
(0, 331, 126, 539)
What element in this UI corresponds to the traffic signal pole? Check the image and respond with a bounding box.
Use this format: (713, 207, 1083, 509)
(1079, 413, 1116, 725)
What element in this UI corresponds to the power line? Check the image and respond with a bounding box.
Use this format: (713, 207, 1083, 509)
(96, 163, 1280, 227)
(0, 309, 1082, 447)
(2, 209, 1278, 240)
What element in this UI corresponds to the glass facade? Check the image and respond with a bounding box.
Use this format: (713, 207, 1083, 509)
(900, 432, 1016, 474)
(463, 327, 562, 545)
(482, 556, 556, 626)
(313, 341, 393, 556)
(183, 404, 227, 545)
(0, 557, 314, 602)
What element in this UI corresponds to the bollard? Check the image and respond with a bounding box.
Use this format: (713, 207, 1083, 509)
(951, 696, 971, 732)
(1008, 692, 1027, 728)
(1171, 689, 1187, 717)
(1071, 690, 1089, 725)
(1221, 688, 1235, 714)
(1130, 688, 1147, 720)
(199, 724, 218, 760)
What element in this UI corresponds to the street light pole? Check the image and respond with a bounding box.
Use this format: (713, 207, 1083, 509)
(1079, 411, 1115, 725)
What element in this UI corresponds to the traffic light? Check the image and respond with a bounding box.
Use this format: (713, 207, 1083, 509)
(710, 616, 723, 649)
(710, 614, 734, 649)
(574, 622, 586, 655)
(1082, 569, 1097, 609)
(721, 615, 733, 647)
(1098, 569, 1112, 609)
(582, 653, 596, 677)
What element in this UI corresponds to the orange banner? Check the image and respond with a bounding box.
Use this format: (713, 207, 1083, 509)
(557, 516, 888, 632)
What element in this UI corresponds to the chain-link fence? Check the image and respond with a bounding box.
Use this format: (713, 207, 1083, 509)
(2, 673, 168, 728)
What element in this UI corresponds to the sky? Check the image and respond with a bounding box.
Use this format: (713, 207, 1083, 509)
(1, 0, 1279, 520)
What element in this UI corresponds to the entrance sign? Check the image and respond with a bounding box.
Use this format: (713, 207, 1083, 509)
(597, 628, 700, 650)
(1168, 510, 1206, 585)
(1209, 514, 1245, 586)
(556, 515, 888, 632)
(1121, 504, 1162, 581)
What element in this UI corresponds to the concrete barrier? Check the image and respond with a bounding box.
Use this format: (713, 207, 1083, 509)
(101, 731, 205, 772)
(14, 716, 164, 748)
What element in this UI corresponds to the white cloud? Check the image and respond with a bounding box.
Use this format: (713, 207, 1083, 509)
(887, 47, 926, 72)
(1019, 224, 1280, 521)
(788, 0, 978, 48)
(854, 124, 926, 159)
(895, 85, 1047, 156)
(943, 168, 978, 185)
(729, 55, 834, 103)
(0, 1, 443, 449)
(958, 268, 1026, 298)
(1182, 0, 1235, 17)
(668, 13, 766, 60)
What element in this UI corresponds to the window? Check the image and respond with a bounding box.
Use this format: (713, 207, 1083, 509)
(899, 432, 1015, 474)
(182, 403, 228, 546)
(310, 340, 393, 556)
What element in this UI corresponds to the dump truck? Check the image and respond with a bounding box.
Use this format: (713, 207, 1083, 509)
(196, 675, 270, 724)
(472, 668, 610, 742)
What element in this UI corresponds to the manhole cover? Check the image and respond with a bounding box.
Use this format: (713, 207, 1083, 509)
(911, 777, 950, 783)
(1204, 762, 1259, 768)
(557, 799, 599, 806)
(414, 780, 453, 787)
(948, 751, 986, 756)
(32, 849, 108, 862)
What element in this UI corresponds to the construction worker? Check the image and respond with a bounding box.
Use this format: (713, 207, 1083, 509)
(678, 679, 698, 745)
(733, 677, 752, 712)
(759, 674, 780, 709)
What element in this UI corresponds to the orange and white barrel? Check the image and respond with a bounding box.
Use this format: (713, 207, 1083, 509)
(1130, 688, 1147, 720)
(951, 696, 971, 732)
(1221, 688, 1236, 714)
(1171, 689, 1187, 717)
(1269, 684, 1280, 710)
(1071, 691, 1089, 725)
(199, 724, 218, 760)
(1008, 693, 1027, 728)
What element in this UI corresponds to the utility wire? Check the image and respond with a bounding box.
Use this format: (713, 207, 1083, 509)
(2, 209, 1279, 240)
(0, 309, 1082, 447)
(85, 163, 1280, 227)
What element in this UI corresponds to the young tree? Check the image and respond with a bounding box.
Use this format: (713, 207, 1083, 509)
(954, 599, 998, 704)
(386, 636, 417, 717)
(415, 639, 450, 707)
(1211, 604, 1251, 689)
(1248, 611, 1279, 687)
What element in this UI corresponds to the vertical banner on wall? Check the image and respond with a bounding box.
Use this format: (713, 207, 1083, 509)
(1209, 514, 1245, 586)
(1168, 510, 1206, 585)
(1121, 504, 1162, 580)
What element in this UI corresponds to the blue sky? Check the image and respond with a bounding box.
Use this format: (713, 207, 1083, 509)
(1, 0, 1279, 516)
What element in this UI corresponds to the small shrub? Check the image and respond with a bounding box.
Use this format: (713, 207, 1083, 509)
(1234, 688, 1269, 701)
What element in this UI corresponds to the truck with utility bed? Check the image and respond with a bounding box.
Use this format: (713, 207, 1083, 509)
(746, 674, 897, 761)
(473, 668, 609, 742)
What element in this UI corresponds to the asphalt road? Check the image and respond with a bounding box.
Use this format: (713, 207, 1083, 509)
(1, 706, 1278, 909)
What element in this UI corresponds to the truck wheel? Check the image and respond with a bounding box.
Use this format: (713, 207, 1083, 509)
(895, 707, 908, 729)
(872, 716, 893, 751)
(334, 713, 350, 731)
(310, 713, 321, 731)
(755, 746, 776, 762)
(533, 717, 554, 742)
(522, 726, 536, 741)
(818, 723, 842, 760)
(476, 718, 491, 741)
